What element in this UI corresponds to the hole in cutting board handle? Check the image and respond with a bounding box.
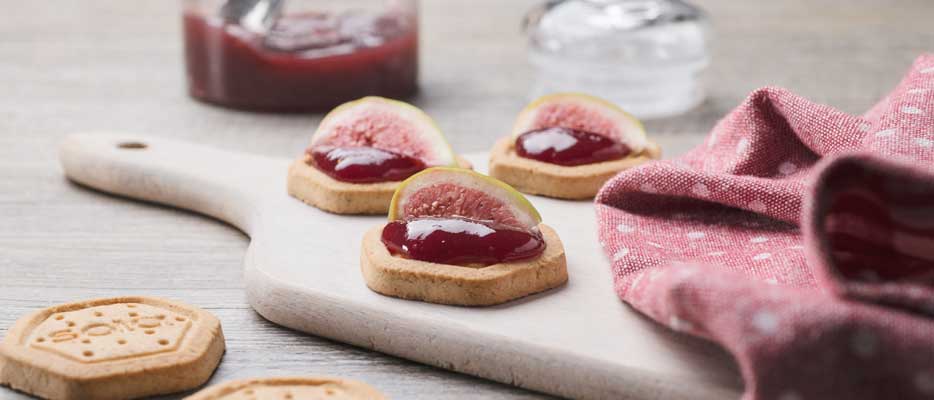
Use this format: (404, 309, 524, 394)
(117, 141, 148, 150)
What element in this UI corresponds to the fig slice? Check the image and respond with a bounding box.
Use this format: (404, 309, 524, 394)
(511, 93, 648, 154)
(388, 167, 542, 231)
(310, 96, 457, 167)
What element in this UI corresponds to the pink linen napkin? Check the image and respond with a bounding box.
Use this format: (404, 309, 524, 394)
(596, 54, 934, 399)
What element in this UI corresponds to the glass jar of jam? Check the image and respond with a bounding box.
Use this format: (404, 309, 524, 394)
(182, 0, 419, 112)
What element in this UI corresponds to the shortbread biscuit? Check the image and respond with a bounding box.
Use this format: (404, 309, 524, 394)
(361, 223, 568, 306)
(488, 137, 661, 200)
(0, 297, 225, 400)
(185, 376, 386, 400)
(288, 155, 473, 215)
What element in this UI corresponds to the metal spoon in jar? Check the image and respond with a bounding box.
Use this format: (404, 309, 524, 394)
(220, 0, 284, 34)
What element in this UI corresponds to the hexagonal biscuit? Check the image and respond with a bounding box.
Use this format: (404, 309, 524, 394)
(361, 223, 568, 306)
(0, 296, 225, 400)
(184, 376, 386, 400)
(287, 155, 473, 215)
(488, 137, 662, 200)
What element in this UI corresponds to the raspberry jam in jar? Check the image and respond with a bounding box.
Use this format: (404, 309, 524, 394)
(309, 146, 425, 183)
(381, 217, 546, 266)
(183, 0, 418, 112)
(515, 127, 631, 166)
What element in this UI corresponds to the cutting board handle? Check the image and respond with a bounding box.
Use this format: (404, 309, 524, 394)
(59, 133, 284, 233)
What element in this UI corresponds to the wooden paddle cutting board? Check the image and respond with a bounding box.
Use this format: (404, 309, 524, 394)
(59, 133, 742, 400)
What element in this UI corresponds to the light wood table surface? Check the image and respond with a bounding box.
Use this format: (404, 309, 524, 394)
(1, 1, 932, 399)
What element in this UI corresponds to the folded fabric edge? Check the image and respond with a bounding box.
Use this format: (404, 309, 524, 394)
(803, 152, 934, 316)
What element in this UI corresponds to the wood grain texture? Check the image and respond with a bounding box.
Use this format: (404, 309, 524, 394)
(1, 0, 933, 399)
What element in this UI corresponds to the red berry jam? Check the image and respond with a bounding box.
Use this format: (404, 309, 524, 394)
(310, 147, 425, 183)
(515, 127, 631, 166)
(381, 217, 545, 266)
(183, 11, 418, 112)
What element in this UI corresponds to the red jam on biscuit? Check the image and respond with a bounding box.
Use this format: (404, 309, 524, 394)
(515, 127, 631, 166)
(381, 217, 545, 266)
(310, 146, 426, 183)
(362, 167, 568, 305)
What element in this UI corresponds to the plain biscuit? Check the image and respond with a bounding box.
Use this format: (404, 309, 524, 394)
(288, 155, 473, 215)
(488, 137, 661, 200)
(0, 296, 225, 400)
(184, 376, 386, 400)
(361, 223, 568, 306)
